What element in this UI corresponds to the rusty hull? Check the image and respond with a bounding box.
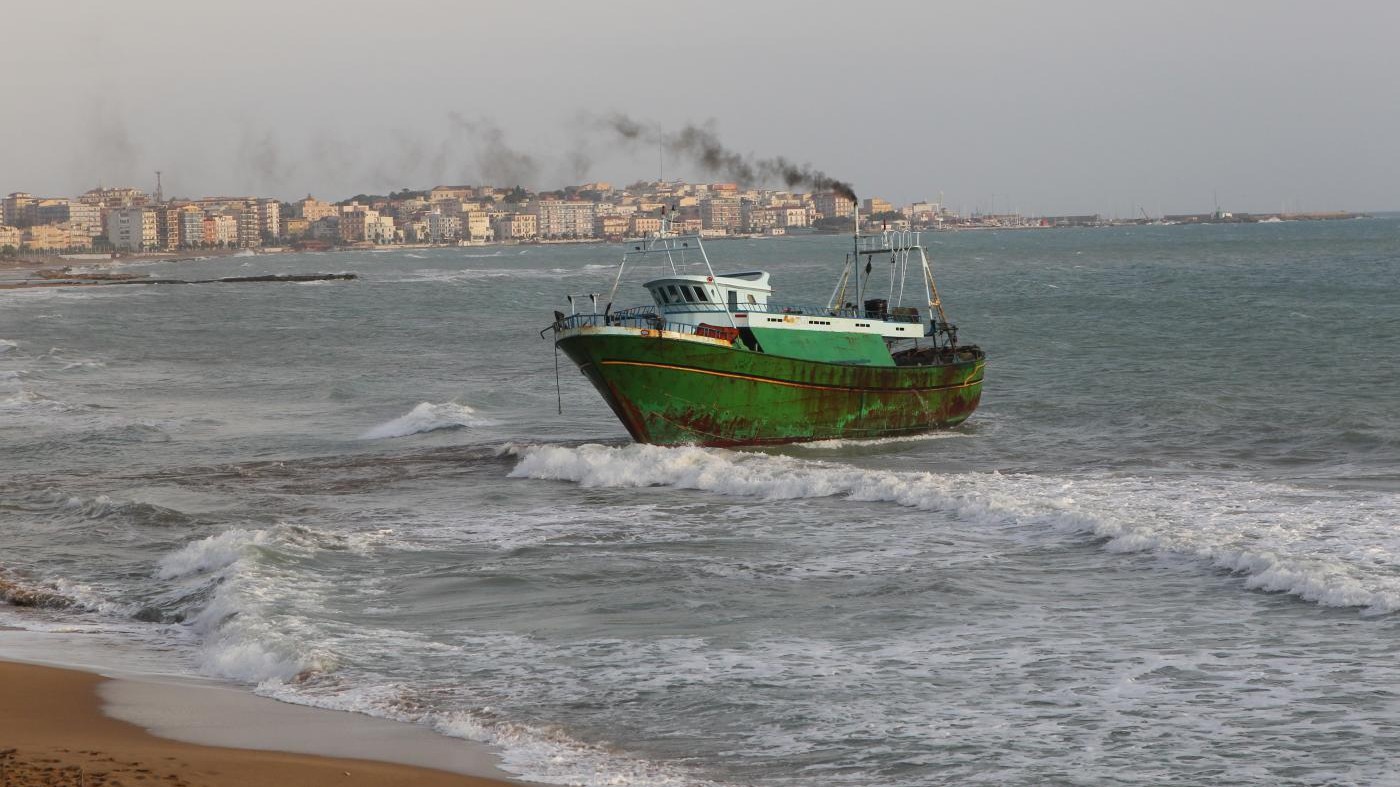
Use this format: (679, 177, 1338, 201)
(557, 331, 984, 446)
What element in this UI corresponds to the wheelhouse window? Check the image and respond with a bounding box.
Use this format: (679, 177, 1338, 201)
(694, 286, 709, 302)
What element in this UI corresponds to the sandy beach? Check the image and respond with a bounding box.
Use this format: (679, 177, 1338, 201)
(0, 659, 524, 787)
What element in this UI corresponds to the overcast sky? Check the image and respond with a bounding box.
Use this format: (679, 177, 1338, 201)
(3, 0, 1396, 215)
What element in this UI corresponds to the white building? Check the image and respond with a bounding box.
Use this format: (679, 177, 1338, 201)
(426, 211, 461, 243)
(105, 206, 156, 251)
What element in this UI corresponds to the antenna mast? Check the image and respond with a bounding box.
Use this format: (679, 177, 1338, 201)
(852, 194, 861, 312)
(154, 171, 164, 204)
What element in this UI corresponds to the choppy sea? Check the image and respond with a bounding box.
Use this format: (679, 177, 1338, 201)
(3, 219, 1399, 786)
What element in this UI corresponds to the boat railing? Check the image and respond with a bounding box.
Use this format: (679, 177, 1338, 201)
(549, 308, 702, 337)
(548, 299, 924, 339)
(658, 301, 923, 323)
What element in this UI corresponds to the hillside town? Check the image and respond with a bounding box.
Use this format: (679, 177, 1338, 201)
(0, 178, 1054, 258)
(1, 178, 1366, 259)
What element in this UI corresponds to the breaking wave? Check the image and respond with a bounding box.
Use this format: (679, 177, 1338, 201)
(360, 401, 489, 439)
(143, 523, 722, 785)
(509, 444, 1400, 614)
(151, 525, 377, 683)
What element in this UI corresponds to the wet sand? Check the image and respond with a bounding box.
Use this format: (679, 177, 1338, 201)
(0, 660, 524, 787)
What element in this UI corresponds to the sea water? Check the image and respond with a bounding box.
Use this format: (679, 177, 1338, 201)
(2, 219, 1399, 785)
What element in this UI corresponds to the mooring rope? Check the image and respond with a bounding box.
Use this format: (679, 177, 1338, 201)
(554, 343, 563, 415)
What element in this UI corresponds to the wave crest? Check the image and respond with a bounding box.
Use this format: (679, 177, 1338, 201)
(360, 401, 488, 439)
(152, 524, 403, 683)
(510, 444, 1400, 614)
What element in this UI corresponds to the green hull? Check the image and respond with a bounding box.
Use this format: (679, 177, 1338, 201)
(558, 331, 985, 446)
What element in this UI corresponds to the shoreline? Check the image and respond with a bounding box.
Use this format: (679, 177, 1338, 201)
(0, 632, 528, 787)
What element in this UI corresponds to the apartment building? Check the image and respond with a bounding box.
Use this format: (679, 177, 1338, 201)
(493, 212, 537, 241)
(79, 186, 148, 208)
(205, 213, 239, 246)
(2, 193, 37, 227)
(863, 197, 894, 215)
(257, 199, 281, 241)
(531, 200, 596, 238)
(700, 197, 742, 232)
(105, 206, 158, 251)
(67, 202, 103, 238)
(23, 223, 90, 252)
(628, 214, 661, 237)
(426, 211, 461, 243)
(296, 196, 339, 222)
(784, 207, 812, 228)
(339, 207, 375, 243)
(594, 214, 628, 240)
(813, 191, 855, 219)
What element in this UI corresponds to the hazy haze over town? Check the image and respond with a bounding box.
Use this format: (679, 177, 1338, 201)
(4, 0, 1397, 216)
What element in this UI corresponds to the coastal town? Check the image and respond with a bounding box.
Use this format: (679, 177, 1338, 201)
(0, 178, 1366, 260)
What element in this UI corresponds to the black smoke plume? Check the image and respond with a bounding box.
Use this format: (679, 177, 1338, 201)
(602, 114, 856, 203)
(448, 113, 540, 190)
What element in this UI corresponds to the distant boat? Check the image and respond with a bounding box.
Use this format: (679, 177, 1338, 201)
(545, 216, 985, 446)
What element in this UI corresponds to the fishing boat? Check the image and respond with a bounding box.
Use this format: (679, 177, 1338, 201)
(545, 214, 985, 446)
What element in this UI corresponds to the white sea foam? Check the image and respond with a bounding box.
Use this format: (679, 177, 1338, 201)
(360, 401, 489, 439)
(156, 527, 270, 580)
(145, 517, 728, 785)
(0, 389, 75, 413)
(154, 526, 344, 683)
(47, 577, 142, 618)
(433, 710, 723, 787)
(510, 444, 1400, 613)
(795, 432, 969, 450)
(254, 662, 727, 787)
(0, 339, 17, 353)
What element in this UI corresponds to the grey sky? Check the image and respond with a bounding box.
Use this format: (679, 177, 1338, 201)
(3, 0, 1396, 215)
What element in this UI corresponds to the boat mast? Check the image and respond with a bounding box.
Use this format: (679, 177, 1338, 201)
(852, 198, 861, 312)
